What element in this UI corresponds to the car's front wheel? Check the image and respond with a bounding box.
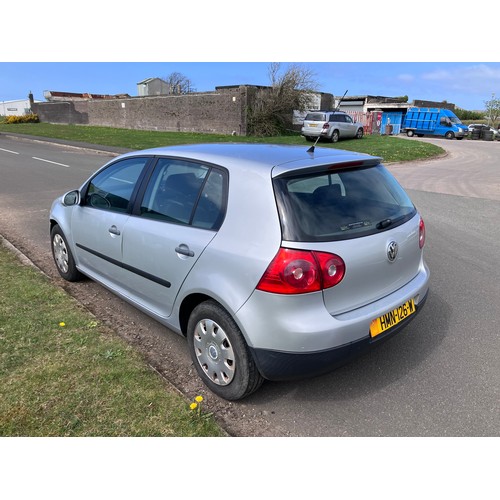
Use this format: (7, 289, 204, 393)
(50, 224, 83, 282)
(445, 131, 455, 139)
(356, 127, 364, 139)
(187, 300, 264, 400)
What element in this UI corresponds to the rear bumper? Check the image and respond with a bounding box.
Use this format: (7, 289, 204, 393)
(249, 289, 428, 381)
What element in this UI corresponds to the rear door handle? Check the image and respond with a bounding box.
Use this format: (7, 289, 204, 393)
(108, 225, 121, 236)
(175, 244, 194, 257)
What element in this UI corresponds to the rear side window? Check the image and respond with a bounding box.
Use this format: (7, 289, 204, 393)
(139, 158, 226, 230)
(273, 165, 416, 242)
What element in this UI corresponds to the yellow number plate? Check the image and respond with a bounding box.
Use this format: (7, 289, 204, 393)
(370, 299, 416, 338)
(309, 123, 317, 127)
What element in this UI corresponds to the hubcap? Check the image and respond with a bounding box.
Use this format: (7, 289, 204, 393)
(53, 234, 69, 273)
(193, 319, 235, 386)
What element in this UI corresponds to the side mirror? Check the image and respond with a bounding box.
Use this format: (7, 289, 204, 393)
(62, 190, 80, 206)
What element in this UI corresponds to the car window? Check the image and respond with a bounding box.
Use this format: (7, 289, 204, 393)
(305, 113, 326, 121)
(191, 169, 226, 230)
(331, 113, 346, 123)
(139, 158, 225, 229)
(85, 157, 149, 212)
(273, 165, 416, 242)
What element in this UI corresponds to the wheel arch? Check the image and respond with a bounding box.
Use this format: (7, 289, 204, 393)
(178, 293, 221, 337)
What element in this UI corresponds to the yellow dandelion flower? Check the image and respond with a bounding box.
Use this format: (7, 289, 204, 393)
(190, 403, 198, 410)
(59, 322, 66, 327)
(195, 396, 204, 403)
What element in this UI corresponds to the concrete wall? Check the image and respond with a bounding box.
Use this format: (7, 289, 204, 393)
(34, 100, 89, 124)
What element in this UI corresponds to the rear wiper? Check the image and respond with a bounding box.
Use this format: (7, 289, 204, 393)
(376, 218, 393, 229)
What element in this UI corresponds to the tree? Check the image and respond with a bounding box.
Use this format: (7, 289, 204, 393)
(484, 94, 500, 126)
(162, 72, 195, 94)
(248, 63, 319, 136)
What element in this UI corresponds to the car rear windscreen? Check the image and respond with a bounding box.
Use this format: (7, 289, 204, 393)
(305, 113, 326, 121)
(273, 165, 416, 242)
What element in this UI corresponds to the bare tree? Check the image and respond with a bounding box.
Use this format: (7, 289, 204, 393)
(484, 93, 500, 127)
(248, 63, 319, 136)
(162, 72, 195, 94)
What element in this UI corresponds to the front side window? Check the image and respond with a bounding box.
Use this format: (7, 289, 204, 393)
(85, 157, 149, 212)
(274, 165, 416, 242)
(139, 158, 226, 229)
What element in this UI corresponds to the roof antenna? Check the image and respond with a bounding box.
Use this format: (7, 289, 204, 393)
(307, 90, 348, 154)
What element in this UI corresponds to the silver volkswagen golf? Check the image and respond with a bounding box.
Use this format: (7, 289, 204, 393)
(50, 143, 430, 400)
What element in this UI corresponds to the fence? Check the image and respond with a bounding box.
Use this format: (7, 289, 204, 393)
(346, 111, 375, 135)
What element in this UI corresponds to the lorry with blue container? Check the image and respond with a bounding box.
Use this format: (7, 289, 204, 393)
(402, 107, 468, 140)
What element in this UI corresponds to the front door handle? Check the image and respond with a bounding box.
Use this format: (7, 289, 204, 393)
(175, 244, 194, 257)
(108, 225, 121, 236)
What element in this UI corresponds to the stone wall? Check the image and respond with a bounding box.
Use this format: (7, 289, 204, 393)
(86, 87, 247, 134)
(31, 86, 333, 136)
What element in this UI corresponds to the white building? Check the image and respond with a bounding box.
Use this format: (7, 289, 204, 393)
(0, 98, 39, 116)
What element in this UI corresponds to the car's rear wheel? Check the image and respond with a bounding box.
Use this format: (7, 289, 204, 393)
(406, 130, 415, 137)
(50, 224, 83, 282)
(331, 130, 340, 143)
(305, 136, 315, 142)
(187, 300, 264, 400)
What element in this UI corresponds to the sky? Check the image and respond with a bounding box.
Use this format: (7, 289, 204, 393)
(1, 61, 500, 111)
(0, 61, 500, 110)
(2, 1, 499, 112)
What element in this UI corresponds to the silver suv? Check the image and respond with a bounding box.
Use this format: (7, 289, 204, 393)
(302, 111, 364, 143)
(50, 143, 429, 400)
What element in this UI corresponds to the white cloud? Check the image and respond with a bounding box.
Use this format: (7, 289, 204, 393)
(397, 73, 415, 82)
(423, 64, 500, 88)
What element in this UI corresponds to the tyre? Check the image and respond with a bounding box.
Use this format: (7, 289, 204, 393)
(187, 301, 264, 400)
(330, 130, 340, 143)
(355, 128, 364, 139)
(406, 130, 415, 137)
(305, 136, 315, 142)
(445, 131, 455, 139)
(50, 225, 83, 282)
(482, 130, 494, 141)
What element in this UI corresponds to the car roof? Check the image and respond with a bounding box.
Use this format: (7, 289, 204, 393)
(118, 143, 381, 176)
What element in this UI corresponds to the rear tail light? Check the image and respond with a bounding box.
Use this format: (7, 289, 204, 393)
(419, 217, 426, 249)
(322, 123, 330, 130)
(256, 248, 345, 294)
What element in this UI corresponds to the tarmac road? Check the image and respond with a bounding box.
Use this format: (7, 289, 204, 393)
(0, 133, 499, 437)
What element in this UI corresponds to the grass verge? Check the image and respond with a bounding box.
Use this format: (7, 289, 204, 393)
(0, 123, 444, 163)
(0, 243, 225, 437)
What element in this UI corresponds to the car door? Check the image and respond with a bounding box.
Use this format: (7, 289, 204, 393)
(343, 114, 357, 138)
(70, 156, 151, 285)
(119, 157, 227, 318)
(330, 113, 349, 139)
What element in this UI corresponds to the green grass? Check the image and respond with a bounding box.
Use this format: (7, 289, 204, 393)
(0, 122, 444, 162)
(0, 244, 225, 437)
